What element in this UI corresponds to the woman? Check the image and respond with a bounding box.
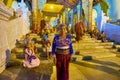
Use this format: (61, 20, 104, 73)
(23, 34, 31, 46)
(23, 43, 40, 68)
(74, 20, 84, 41)
(52, 23, 74, 80)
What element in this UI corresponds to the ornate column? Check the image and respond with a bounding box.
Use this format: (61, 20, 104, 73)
(0, 1, 13, 20)
(65, 8, 69, 25)
(32, 0, 38, 31)
(88, 0, 93, 30)
(62, 10, 66, 23)
(77, 3, 81, 22)
(71, 10, 74, 27)
(0, 1, 13, 73)
(1, 0, 4, 2)
(6, 0, 13, 7)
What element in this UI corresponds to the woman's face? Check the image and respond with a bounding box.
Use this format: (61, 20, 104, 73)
(26, 35, 30, 38)
(59, 25, 66, 35)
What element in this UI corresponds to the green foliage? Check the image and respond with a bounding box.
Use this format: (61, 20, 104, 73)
(99, 0, 109, 16)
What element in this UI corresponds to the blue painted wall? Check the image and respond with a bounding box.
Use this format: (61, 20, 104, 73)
(93, 0, 120, 43)
(38, 0, 46, 10)
(93, 4, 102, 31)
(105, 0, 117, 21)
(104, 23, 120, 43)
(93, 0, 118, 31)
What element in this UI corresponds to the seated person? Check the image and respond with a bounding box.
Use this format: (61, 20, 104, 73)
(97, 33, 102, 40)
(41, 34, 50, 47)
(23, 43, 40, 68)
(23, 34, 31, 46)
(46, 42, 52, 59)
(100, 31, 107, 42)
(42, 35, 52, 59)
(31, 41, 37, 53)
(92, 27, 99, 39)
(88, 29, 93, 38)
(50, 26, 54, 33)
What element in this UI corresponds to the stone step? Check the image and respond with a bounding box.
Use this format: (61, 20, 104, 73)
(73, 43, 113, 47)
(73, 45, 112, 50)
(50, 63, 88, 80)
(20, 35, 25, 39)
(79, 49, 117, 54)
(72, 38, 98, 41)
(116, 53, 120, 57)
(36, 37, 42, 41)
(19, 38, 24, 42)
(29, 33, 37, 36)
(11, 48, 23, 53)
(35, 43, 42, 48)
(75, 42, 113, 46)
(74, 39, 101, 43)
(82, 38, 94, 40)
(69, 63, 88, 80)
(72, 55, 83, 61)
(19, 33, 39, 40)
(30, 35, 40, 39)
(72, 33, 91, 37)
(89, 52, 116, 59)
(72, 52, 116, 61)
(82, 35, 91, 37)
(10, 53, 17, 59)
(115, 45, 120, 48)
(84, 34, 91, 36)
(19, 38, 41, 44)
(80, 51, 116, 56)
(98, 42, 114, 46)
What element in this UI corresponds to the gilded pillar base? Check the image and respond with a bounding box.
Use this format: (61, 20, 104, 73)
(6, 0, 13, 7)
(31, 11, 40, 33)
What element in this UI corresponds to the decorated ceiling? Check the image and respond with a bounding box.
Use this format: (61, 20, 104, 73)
(42, 3, 64, 13)
(57, 0, 81, 8)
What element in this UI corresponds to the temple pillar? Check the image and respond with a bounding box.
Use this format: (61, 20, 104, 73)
(6, 0, 13, 7)
(38, 10, 42, 30)
(65, 8, 69, 25)
(1, 0, 4, 2)
(88, 0, 93, 30)
(32, 0, 39, 32)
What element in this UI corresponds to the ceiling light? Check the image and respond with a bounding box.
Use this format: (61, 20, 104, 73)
(50, 5, 53, 9)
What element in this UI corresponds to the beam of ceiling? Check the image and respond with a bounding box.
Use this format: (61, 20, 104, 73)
(46, 0, 57, 3)
(43, 12, 59, 17)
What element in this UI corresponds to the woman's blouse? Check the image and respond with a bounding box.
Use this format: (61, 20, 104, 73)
(52, 34, 73, 55)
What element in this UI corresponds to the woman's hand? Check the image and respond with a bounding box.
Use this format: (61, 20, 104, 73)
(52, 54, 56, 58)
(52, 55, 56, 65)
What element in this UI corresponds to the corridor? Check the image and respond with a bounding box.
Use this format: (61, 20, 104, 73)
(1, 0, 120, 80)
(0, 32, 120, 80)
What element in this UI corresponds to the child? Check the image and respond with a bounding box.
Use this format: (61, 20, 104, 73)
(46, 42, 52, 59)
(23, 43, 40, 68)
(31, 41, 37, 53)
(23, 34, 31, 46)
